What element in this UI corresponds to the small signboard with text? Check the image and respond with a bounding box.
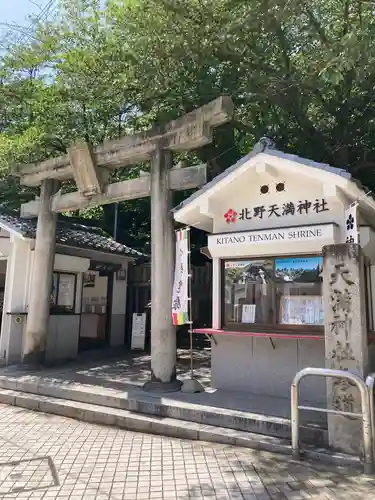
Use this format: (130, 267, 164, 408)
(131, 313, 147, 350)
(208, 223, 336, 258)
(344, 203, 359, 244)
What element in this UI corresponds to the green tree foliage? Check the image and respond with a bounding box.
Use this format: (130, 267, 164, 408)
(1, 0, 375, 244)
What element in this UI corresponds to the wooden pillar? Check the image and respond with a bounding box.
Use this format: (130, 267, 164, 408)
(322, 243, 369, 454)
(144, 149, 181, 391)
(22, 179, 59, 365)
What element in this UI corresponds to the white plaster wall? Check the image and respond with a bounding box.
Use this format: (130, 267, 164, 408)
(211, 336, 326, 405)
(54, 254, 90, 273)
(80, 314, 99, 338)
(0, 239, 11, 258)
(20, 250, 88, 364)
(45, 315, 80, 363)
(212, 167, 344, 236)
(0, 238, 33, 364)
(26, 252, 89, 307)
(212, 258, 221, 329)
(110, 262, 128, 347)
(82, 272, 108, 311)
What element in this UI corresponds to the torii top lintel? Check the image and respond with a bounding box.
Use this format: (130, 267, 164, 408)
(15, 96, 233, 187)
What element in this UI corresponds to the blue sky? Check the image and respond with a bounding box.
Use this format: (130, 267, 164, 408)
(0, 0, 37, 26)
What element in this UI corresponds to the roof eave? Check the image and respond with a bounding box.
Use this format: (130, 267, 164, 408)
(55, 244, 139, 262)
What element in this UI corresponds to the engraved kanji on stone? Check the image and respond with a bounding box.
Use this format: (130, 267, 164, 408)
(333, 378, 356, 393)
(329, 340, 355, 366)
(330, 288, 352, 317)
(329, 318, 351, 340)
(329, 263, 355, 286)
(332, 385, 355, 413)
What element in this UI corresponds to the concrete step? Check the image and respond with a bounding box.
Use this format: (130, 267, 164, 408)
(0, 387, 360, 471)
(0, 374, 327, 446)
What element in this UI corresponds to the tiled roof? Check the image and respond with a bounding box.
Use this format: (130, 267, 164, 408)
(0, 212, 143, 258)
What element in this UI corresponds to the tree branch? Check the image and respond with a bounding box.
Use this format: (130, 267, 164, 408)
(343, 0, 350, 36)
(304, 6, 330, 48)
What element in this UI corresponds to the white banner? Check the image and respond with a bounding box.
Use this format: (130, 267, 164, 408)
(172, 229, 189, 325)
(344, 204, 359, 244)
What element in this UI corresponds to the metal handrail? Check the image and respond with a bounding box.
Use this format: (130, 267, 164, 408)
(365, 373, 375, 463)
(291, 367, 373, 475)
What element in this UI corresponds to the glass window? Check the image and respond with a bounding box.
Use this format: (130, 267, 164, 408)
(275, 257, 323, 326)
(223, 256, 323, 327)
(50, 273, 76, 313)
(224, 260, 275, 325)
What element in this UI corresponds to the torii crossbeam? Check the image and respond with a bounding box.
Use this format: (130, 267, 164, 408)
(15, 96, 233, 390)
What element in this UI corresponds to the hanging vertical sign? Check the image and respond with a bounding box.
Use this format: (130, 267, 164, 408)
(344, 203, 359, 244)
(172, 228, 189, 325)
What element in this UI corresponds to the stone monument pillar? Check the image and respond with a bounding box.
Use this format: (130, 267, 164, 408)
(322, 243, 369, 454)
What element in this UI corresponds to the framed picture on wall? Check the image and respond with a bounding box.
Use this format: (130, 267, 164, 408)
(57, 274, 76, 309)
(83, 272, 96, 288)
(116, 269, 127, 281)
(279, 295, 324, 325)
(51, 272, 77, 313)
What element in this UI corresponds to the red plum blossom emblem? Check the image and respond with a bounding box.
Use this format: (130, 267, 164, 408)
(224, 208, 237, 224)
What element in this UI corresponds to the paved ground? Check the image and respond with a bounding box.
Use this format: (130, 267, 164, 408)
(0, 404, 371, 500)
(0, 348, 325, 422)
(0, 348, 212, 389)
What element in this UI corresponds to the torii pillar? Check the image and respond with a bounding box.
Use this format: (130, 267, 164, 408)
(15, 97, 234, 389)
(22, 179, 60, 365)
(146, 148, 176, 389)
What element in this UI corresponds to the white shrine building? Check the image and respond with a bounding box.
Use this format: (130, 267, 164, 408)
(0, 210, 142, 365)
(173, 139, 375, 407)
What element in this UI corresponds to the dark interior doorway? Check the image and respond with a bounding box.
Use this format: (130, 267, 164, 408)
(78, 262, 119, 352)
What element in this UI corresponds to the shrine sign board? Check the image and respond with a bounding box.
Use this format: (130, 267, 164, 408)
(208, 223, 337, 258)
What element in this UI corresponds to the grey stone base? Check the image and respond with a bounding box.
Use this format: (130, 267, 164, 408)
(21, 350, 46, 369)
(181, 378, 205, 393)
(143, 378, 183, 393)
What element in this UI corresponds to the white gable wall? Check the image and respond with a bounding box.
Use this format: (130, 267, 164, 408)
(175, 151, 375, 236)
(174, 151, 375, 403)
(212, 168, 344, 235)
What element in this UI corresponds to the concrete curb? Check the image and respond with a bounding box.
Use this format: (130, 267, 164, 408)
(0, 375, 327, 445)
(0, 387, 361, 471)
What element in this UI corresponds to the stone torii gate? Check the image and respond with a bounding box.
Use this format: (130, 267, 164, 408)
(16, 96, 233, 390)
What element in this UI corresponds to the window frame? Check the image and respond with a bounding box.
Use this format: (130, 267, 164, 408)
(220, 254, 325, 335)
(50, 272, 77, 314)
